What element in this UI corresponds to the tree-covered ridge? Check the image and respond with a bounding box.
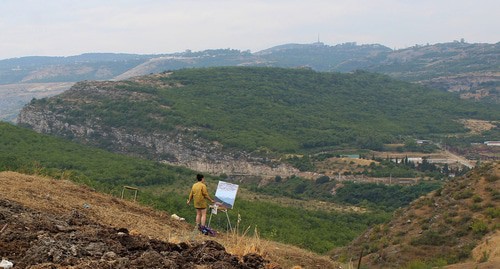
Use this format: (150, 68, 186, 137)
(30, 67, 499, 155)
(254, 42, 391, 71)
(250, 175, 441, 212)
(0, 122, 193, 189)
(367, 42, 500, 80)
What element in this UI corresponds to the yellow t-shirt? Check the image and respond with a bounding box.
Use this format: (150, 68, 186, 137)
(189, 181, 210, 209)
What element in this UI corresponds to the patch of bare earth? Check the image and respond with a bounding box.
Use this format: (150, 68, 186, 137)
(315, 157, 378, 176)
(458, 119, 497, 134)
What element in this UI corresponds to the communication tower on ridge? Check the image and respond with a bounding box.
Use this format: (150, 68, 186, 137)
(315, 34, 323, 45)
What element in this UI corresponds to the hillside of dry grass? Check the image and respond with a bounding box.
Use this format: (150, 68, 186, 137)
(0, 171, 338, 268)
(331, 161, 500, 269)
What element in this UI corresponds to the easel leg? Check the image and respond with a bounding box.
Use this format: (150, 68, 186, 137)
(208, 211, 213, 227)
(207, 208, 232, 232)
(225, 210, 232, 232)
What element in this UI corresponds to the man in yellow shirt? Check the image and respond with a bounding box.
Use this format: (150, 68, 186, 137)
(187, 174, 215, 228)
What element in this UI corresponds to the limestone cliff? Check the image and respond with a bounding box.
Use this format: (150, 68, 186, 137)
(17, 81, 299, 179)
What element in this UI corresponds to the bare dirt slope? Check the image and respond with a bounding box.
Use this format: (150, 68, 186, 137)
(331, 162, 500, 269)
(0, 82, 73, 122)
(0, 171, 338, 269)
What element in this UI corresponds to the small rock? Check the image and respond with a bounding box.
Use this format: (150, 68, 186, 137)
(0, 259, 13, 269)
(101, 251, 118, 261)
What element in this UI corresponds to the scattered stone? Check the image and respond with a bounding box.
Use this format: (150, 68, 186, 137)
(0, 259, 13, 269)
(0, 198, 272, 268)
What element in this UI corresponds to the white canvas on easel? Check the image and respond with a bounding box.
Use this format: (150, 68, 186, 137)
(208, 181, 239, 231)
(214, 181, 239, 209)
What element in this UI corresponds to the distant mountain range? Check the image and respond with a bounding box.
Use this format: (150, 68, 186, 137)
(1, 41, 498, 122)
(1, 41, 498, 95)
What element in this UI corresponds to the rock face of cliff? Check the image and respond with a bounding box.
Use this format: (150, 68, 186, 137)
(421, 72, 499, 103)
(17, 80, 298, 179)
(365, 42, 500, 103)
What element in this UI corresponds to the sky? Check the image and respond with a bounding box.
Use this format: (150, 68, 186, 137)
(1, 0, 498, 60)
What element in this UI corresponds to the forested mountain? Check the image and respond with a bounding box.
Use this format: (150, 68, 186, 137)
(365, 42, 500, 104)
(17, 67, 499, 177)
(366, 42, 499, 80)
(256, 42, 499, 103)
(2, 41, 498, 122)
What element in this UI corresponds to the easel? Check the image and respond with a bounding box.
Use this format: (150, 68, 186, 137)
(121, 186, 139, 201)
(208, 204, 232, 232)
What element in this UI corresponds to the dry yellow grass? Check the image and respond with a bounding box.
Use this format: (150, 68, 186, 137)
(0, 171, 339, 268)
(315, 157, 377, 176)
(458, 119, 497, 134)
(0, 171, 189, 241)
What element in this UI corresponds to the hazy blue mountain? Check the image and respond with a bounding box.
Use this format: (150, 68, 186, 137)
(0, 53, 156, 84)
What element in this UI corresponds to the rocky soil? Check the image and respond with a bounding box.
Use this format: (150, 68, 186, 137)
(0, 198, 275, 269)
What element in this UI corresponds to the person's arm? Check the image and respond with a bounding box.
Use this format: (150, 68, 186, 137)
(187, 189, 193, 205)
(202, 185, 215, 203)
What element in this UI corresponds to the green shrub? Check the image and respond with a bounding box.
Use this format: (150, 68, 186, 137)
(460, 213, 472, 225)
(479, 251, 490, 263)
(472, 194, 483, 203)
(410, 230, 447, 246)
(470, 203, 482, 212)
(454, 189, 473, 199)
(448, 210, 458, 217)
(485, 173, 499, 182)
(315, 175, 330, 184)
(491, 190, 500, 200)
(485, 207, 500, 218)
(434, 187, 443, 197)
(470, 219, 488, 235)
(454, 226, 469, 237)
